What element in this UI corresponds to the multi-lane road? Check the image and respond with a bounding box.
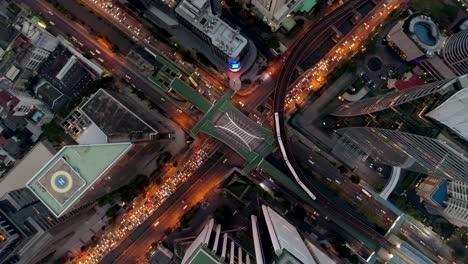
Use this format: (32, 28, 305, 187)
(271, 0, 426, 262)
(109, 145, 244, 264)
(24, 0, 230, 131)
(23, 0, 453, 263)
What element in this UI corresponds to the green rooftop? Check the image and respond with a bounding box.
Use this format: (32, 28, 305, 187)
(187, 247, 219, 264)
(27, 143, 132, 217)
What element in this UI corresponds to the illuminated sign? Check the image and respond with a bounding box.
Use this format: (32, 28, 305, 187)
(229, 60, 241, 72)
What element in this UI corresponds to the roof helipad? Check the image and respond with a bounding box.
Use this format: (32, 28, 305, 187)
(27, 143, 132, 217)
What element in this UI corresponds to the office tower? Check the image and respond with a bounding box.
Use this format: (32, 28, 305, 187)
(330, 75, 468, 181)
(175, 0, 249, 72)
(334, 127, 468, 181)
(416, 178, 468, 227)
(181, 218, 256, 264)
(180, 205, 337, 264)
(426, 82, 468, 141)
(252, 0, 305, 31)
(331, 76, 464, 117)
(0, 188, 92, 264)
(444, 180, 468, 227)
(26, 143, 135, 218)
(442, 29, 468, 76)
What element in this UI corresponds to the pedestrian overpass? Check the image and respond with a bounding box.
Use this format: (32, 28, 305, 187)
(192, 91, 275, 172)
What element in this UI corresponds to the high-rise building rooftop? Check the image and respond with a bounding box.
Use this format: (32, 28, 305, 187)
(175, 0, 247, 61)
(26, 143, 132, 217)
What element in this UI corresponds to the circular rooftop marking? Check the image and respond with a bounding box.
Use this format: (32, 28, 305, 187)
(51, 171, 73, 193)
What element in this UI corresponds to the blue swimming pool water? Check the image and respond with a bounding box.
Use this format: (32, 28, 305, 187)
(32, 111, 44, 122)
(432, 180, 448, 208)
(414, 22, 437, 46)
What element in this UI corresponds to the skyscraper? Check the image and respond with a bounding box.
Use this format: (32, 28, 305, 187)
(26, 143, 133, 218)
(334, 127, 468, 181)
(441, 29, 468, 76)
(330, 75, 468, 181)
(331, 76, 464, 117)
(444, 180, 468, 227)
(416, 178, 468, 227)
(252, 0, 305, 31)
(0, 188, 92, 264)
(180, 205, 337, 264)
(426, 87, 468, 142)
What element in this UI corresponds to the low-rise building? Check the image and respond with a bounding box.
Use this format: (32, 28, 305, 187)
(0, 89, 43, 118)
(14, 17, 59, 70)
(62, 88, 160, 144)
(38, 44, 96, 97)
(34, 80, 67, 112)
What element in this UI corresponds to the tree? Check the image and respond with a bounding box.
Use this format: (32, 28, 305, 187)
(213, 205, 233, 225)
(241, 79, 252, 85)
(42, 119, 65, 143)
(337, 165, 348, 174)
(164, 227, 172, 235)
(350, 175, 361, 184)
(160, 151, 172, 164)
(118, 174, 149, 203)
(291, 205, 307, 220)
(81, 76, 115, 97)
(266, 36, 280, 50)
(150, 241, 159, 249)
(196, 52, 216, 69)
(105, 204, 121, 218)
(25, 75, 39, 95)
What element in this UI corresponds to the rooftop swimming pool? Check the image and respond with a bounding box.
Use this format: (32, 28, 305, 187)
(414, 22, 437, 46)
(432, 180, 448, 207)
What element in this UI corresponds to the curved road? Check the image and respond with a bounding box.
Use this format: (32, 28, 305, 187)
(273, 0, 400, 257)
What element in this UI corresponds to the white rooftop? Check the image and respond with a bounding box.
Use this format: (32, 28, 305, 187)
(426, 75, 468, 141)
(262, 205, 315, 264)
(175, 0, 248, 59)
(0, 142, 54, 197)
(76, 122, 108, 145)
(19, 19, 58, 52)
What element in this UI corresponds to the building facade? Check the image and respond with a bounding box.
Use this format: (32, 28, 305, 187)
(175, 0, 249, 71)
(334, 127, 468, 181)
(252, 0, 305, 31)
(444, 180, 468, 227)
(181, 205, 337, 264)
(0, 187, 92, 264)
(441, 29, 468, 76)
(426, 86, 468, 142)
(15, 17, 59, 70)
(331, 76, 465, 117)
